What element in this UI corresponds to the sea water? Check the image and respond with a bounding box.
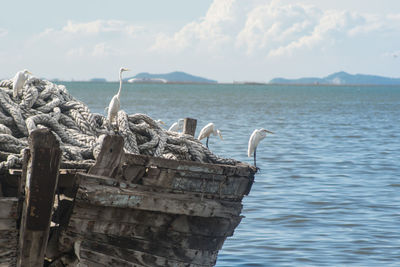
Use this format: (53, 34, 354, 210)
(62, 82, 400, 266)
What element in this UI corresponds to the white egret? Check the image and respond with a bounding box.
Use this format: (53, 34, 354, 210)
(247, 128, 273, 168)
(12, 69, 32, 98)
(168, 119, 184, 132)
(198, 122, 223, 148)
(107, 67, 130, 127)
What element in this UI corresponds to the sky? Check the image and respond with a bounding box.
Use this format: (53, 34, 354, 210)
(1, 0, 400, 82)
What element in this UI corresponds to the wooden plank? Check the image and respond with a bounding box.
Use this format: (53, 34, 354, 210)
(88, 135, 124, 178)
(77, 172, 243, 201)
(0, 219, 16, 230)
(0, 229, 18, 239)
(124, 154, 225, 175)
(142, 170, 251, 198)
(0, 170, 85, 198)
(79, 248, 142, 267)
(183, 118, 197, 137)
(9, 168, 85, 176)
(71, 203, 241, 237)
(173, 176, 250, 197)
(76, 180, 242, 218)
(166, 169, 226, 181)
(121, 164, 146, 184)
(0, 230, 18, 248)
(0, 198, 18, 218)
(0, 250, 17, 265)
(124, 153, 256, 177)
(79, 247, 209, 267)
(0, 240, 17, 250)
(68, 217, 227, 251)
(233, 163, 257, 176)
(60, 231, 218, 266)
(17, 129, 61, 267)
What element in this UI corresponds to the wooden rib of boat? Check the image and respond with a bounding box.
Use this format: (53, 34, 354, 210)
(0, 129, 256, 267)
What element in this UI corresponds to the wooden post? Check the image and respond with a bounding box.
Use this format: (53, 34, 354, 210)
(17, 129, 61, 267)
(89, 135, 124, 177)
(183, 118, 197, 137)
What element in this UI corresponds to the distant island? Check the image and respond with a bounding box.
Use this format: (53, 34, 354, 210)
(270, 71, 400, 85)
(90, 78, 107, 82)
(126, 71, 217, 84)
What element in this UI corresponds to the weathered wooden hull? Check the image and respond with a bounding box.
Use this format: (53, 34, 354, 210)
(0, 198, 18, 267)
(0, 132, 256, 267)
(59, 153, 256, 266)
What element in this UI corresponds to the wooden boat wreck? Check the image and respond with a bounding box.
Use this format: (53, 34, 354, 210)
(0, 128, 256, 267)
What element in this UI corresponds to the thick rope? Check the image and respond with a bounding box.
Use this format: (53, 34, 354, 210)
(117, 111, 139, 154)
(0, 75, 238, 171)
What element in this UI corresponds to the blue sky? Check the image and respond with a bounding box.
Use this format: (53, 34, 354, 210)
(1, 0, 400, 82)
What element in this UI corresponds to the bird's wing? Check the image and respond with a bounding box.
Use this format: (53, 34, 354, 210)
(247, 130, 258, 157)
(12, 72, 26, 97)
(13, 72, 25, 87)
(107, 95, 120, 119)
(198, 123, 213, 140)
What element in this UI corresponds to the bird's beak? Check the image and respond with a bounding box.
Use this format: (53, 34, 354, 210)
(27, 71, 32, 75)
(263, 129, 274, 134)
(159, 120, 166, 125)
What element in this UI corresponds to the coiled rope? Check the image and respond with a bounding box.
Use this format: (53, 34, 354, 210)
(0, 76, 237, 171)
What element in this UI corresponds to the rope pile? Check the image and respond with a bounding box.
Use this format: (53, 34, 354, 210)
(0, 76, 237, 172)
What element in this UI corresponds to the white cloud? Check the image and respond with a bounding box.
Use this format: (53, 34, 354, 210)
(236, 3, 385, 57)
(63, 20, 113, 34)
(151, 0, 239, 52)
(236, 2, 320, 55)
(27, 19, 145, 63)
(151, 0, 400, 60)
(40, 19, 142, 39)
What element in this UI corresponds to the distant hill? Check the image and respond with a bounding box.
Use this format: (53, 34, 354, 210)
(90, 78, 107, 82)
(126, 71, 217, 84)
(270, 71, 400, 85)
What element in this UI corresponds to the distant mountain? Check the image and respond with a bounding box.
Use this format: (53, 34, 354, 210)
(126, 71, 217, 84)
(270, 71, 400, 85)
(90, 78, 107, 82)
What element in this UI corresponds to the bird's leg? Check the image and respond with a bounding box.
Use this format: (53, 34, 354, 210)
(206, 136, 209, 148)
(254, 148, 257, 168)
(254, 149, 260, 172)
